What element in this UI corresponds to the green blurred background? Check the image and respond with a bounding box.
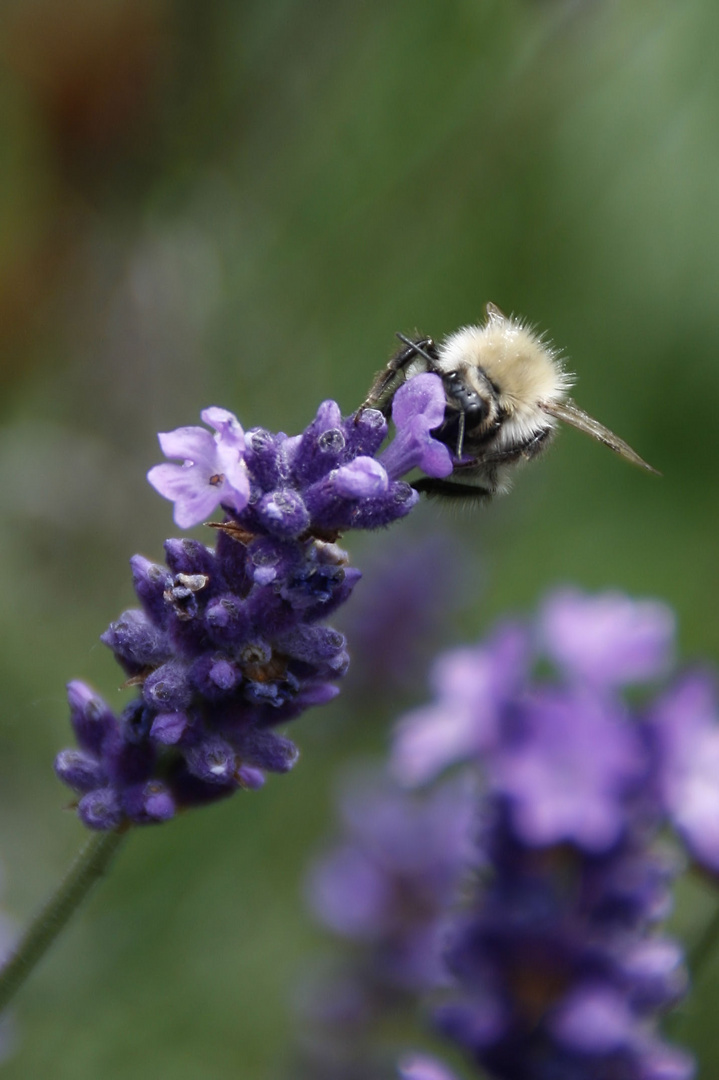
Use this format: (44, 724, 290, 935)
(1, 0, 719, 1075)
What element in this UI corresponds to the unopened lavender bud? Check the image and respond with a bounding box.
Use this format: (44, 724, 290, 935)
(78, 787, 124, 831)
(277, 625, 346, 663)
(130, 554, 172, 627)
(185, 736, 237, 785)
(256, 490, 310, 538)
(292, 401, 346, 485)
(101, 609, 170, 674)
(122, 781, 176, 824)
(143, 660, 193, 713)
(205, 595, 252, 647)
(163, 538, 216, 579)
(294, 682, 340, 708)
(244, 428, 284, 489)
(209, 658, 238, 691)
(236, 764, 266, 790)
(345, 407, 387, 457)
(150, 711, 189, 744)
(309, 566, 362, 619)
(66, 681, 117, 755)
(188, 654, 239, 700)
(330, 458, 389, 498)
(240, 730, 299, 773)
(54, 749, 106, 793)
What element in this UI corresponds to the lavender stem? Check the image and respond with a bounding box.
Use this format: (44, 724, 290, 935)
(0, 829, 126, 1012)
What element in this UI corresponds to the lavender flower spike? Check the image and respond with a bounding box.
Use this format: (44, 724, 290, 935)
(386, 589, 700, 1079)
(147, 407, 250, 528)
(57, 384, 457, 831)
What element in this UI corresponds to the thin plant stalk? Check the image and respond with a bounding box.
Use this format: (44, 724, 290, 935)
(0, 829, 127, 1012)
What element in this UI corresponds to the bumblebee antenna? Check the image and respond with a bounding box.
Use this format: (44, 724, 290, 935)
(395, 332, 436, 365)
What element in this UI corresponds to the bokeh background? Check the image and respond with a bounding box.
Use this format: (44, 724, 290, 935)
(1, 0, 718, 1076)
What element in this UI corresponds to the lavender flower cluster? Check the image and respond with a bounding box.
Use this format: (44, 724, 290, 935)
(54, 377, 454, 831)
(309, 590, 719, 1080)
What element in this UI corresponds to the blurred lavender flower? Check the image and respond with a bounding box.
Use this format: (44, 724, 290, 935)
(390, 589, 698, 1080)
(650, 671, 719, 874)
(397, 1053, 461, 1080)
(295, 769, 474, 1080)
(307, 770, 474, 992)
(55, 378, 454, 830)
(338, 530, 471, 699)
(392, 589, 675, 788)
(538, 588, 675, 688)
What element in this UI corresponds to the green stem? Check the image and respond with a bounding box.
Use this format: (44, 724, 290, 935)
(0, 829, 127, 1012)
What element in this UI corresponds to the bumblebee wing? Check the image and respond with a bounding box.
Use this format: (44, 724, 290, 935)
(540, 398, 660, 475)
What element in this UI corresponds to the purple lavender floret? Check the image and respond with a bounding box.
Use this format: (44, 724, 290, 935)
(56, 381, 453, 830)
(388, 590, 698, 1080)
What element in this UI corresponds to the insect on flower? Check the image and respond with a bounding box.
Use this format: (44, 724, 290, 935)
(360, 302, 658, 501)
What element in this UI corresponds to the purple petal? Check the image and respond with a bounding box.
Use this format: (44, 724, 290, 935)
(148, 409, 250, 528)
(380, 415, 454, 481)
(539, 588, 675, 687)
(331, 457, 389, 497)
(157, 425, 218, 465)
(392, 373, 447, 429)
(200, 407, 246, 452)
(378, 374, 454, 480)
(147, 463, 223, 529)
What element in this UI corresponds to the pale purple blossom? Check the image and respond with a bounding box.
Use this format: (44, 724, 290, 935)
(539, 588, 675, 688)
(147, 407, 250, 528)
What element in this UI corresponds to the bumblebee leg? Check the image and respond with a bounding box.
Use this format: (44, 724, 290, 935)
(412, 476, 495, 502)
(459, 427, 553, 471)
(358, 336, 437, 417)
